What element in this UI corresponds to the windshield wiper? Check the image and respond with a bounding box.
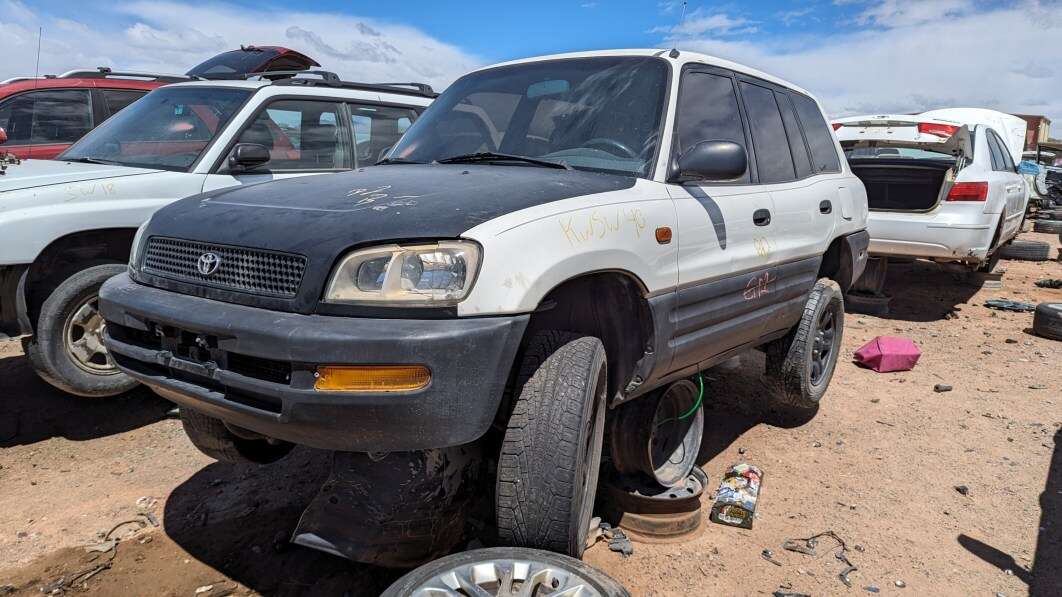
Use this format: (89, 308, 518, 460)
(64, 156, 117, 165)
(435, 152, 571, 170)
(376, 157, 426, 165)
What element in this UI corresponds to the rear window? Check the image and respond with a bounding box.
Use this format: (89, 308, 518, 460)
(790, 93, 841, 173)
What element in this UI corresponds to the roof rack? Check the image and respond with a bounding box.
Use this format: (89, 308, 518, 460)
(56, 67, 199, 83)
(205, 70, 438, 98)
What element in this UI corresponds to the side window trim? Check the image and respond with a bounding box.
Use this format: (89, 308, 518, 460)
(673, 64, 759, 185)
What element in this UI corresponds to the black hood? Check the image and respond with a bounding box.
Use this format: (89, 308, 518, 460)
(142, 164, 636, 314)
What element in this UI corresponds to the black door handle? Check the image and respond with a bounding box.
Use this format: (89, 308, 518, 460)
(753, 208, 771, 226)
(820, 200, 832, 214)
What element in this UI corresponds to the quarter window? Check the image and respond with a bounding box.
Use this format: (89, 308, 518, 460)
(234, 100, 348, 171)
(674, 70, 750, 183)
(776, 92, 813, 178)
(740, 81, 796, 183)
(101, 89, 146, 120)
(988, 130, 1015, 171)
(790, 93, 841, 173)
(986, 131, 1007, 171)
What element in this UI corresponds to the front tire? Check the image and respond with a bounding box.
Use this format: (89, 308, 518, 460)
(180, 408, 293, 464)
(24, 264, 138, 397)
(496, 331, 607, 558)
(766, 279, 845, 411)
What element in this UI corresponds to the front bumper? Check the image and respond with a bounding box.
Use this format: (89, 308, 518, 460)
(99, 273, 528, 452)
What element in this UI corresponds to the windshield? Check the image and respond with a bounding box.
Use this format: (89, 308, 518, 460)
(389, 56, 669, 177)
(61, 87, 249, 171)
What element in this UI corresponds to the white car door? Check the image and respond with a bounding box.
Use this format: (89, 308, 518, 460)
(984, 127, 1025, 241)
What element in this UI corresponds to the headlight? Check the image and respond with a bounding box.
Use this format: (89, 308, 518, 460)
(323, 240, 481, 306)
(128, 220, 150, 273)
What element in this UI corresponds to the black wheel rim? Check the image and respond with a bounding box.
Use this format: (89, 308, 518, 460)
(810, 303, 838, 386)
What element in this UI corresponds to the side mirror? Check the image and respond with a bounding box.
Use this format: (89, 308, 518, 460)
(0, 127, 7, 145)
(671, 140, 748, 182)
(228, 143, 271, 172)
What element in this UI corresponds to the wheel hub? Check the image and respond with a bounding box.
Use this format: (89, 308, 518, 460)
(64, 295, 117, 374)
(810, 304, 837, 386)
(410, 557, 607, 596)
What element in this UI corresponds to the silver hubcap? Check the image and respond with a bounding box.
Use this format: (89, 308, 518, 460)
(408, 558, 605, 596)
(64, 295, 117, 374)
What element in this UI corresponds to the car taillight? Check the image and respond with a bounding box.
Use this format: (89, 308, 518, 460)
(832, 123, 843, 130)
(946, 181, 988, 201)
(918, 122, 959, 138)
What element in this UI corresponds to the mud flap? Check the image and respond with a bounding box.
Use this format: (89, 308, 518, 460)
(292, 445, 481, 568)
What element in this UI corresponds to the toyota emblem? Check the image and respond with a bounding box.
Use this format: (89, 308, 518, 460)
(197, 252, 221, 276)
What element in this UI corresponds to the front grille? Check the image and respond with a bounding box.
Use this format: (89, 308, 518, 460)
(142, 237, 306, 298)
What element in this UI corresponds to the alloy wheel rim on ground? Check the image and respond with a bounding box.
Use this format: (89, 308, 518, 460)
(409, 557, 608, 597)
(63, 294, 118, 375)
(810, 303, 838, 386)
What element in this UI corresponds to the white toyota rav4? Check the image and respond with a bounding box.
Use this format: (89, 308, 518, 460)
(0, 73, 434, 396)
(100, 49, 870, 564)
(833, 108, 1029, 275)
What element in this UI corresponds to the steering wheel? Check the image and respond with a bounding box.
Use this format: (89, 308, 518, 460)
(584, 137, 637, 158)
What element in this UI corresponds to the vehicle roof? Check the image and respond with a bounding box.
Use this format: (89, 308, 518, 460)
(476, 48, 815, 98)
(0, 76, 166, 97)
(162, 79, 434, 106)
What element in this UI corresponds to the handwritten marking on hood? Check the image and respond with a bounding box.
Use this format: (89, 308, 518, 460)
(64, 182, 117, 202)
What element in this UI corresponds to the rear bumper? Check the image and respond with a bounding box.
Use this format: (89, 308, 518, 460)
(99, 273, 529, 451)
(867, 208, 998, 262)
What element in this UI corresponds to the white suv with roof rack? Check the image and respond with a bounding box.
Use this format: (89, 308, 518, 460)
(833, 108, 1029, 278)
(0, 71, 434, 397)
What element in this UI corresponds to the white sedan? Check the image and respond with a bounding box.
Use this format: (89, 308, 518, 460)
(833, 108, 1028, 272)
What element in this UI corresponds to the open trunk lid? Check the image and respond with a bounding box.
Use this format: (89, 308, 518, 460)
(832, 114, 973, 158)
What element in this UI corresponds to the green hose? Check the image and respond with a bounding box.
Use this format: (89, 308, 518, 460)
(656, 373, 704, 426)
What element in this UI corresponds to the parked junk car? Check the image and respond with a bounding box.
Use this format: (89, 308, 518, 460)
(0, 71, 434, 397)
(0, 47, 320, 161)
(833, 108, 1029, 277)
(99, 49, 869, 565)
(0, 68, 192, 160)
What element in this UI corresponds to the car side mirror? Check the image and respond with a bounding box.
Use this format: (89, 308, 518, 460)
(228, 143, 271, 172)
(670, 140, 748, 183)
(0, 127, 8, 146)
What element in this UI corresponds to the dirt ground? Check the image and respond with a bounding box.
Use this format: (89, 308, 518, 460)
(1, 230, 1060, 597)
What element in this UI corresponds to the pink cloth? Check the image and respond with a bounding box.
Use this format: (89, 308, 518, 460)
(853, 336, 921, 372)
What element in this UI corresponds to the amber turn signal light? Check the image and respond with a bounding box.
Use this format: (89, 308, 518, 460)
(655, 226, 672, 244)
(314, 365, 431, 392)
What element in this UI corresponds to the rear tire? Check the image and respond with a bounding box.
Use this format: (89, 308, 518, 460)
(1033, 303, 1062, 341)
(25, 264, 138, 397)
(496, 331, 607, 558)
(766, 279, 844, 412)
(180, 408, 293, 464)
(1033, 219, 1062, 234)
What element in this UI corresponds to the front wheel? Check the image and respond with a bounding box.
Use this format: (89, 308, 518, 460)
(766, 278, 845, 411)
(496, 331, 607, 558)
(24, 263, 138, 397)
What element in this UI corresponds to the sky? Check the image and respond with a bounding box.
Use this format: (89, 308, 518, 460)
(4, 0, 1062, 129)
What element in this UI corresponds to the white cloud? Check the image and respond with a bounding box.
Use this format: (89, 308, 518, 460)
(0, 1, 482, 89)
(853, 0, 974, 27)
(662, 1, 1062, 126)
(653, 10, 758, 36)
(778, 7, 815, 26)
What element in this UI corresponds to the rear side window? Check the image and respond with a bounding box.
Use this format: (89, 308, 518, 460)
(0, 89, 92, 144)
(350, 104, 421, 166)
(790, 93, 841, 173)
(739, 81, 796, 183)
(776, 92, 813, 178)
(101, 89, 146, 119)
(986, 131, 1007, 171)
(674, 70, 749, 183)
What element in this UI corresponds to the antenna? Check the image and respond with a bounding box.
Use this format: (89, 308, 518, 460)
(33, 27, 42, 90)
(680, 1, 688, 25)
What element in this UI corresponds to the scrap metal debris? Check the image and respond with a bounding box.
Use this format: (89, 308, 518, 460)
(782, 531, 861, 589)
(1036, 279, 1062, 289)
(772, 592, 810, 597)
(607, 527, 633, 557)
(984, 299, 1037, 313)
(761, 548, 783, 566)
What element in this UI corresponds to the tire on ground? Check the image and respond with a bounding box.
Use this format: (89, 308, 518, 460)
(1033, 219, 1062, 234)
(496, 331, 608, 558)
(180, 407, 293, 464)
(25, 263, 139, 397)
(999, 240, 1052, 262)
(1033, 303, 1062, 341)
(766, 278, 845, 411)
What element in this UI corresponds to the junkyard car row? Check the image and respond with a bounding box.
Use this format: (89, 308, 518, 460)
(1, 42, 1056, 590)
